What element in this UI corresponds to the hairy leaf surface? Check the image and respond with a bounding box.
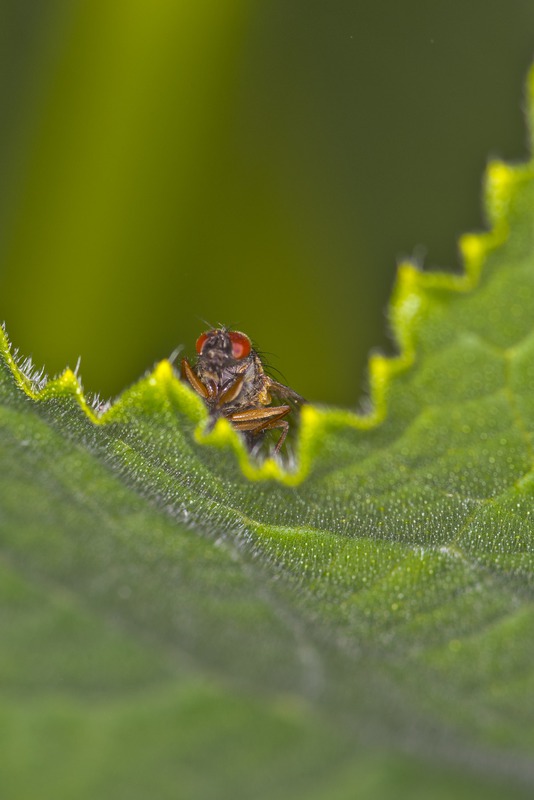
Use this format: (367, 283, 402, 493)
(3, 69, 534, 800)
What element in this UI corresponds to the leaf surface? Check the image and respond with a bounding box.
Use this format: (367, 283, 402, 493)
(3, 68, 534, 800)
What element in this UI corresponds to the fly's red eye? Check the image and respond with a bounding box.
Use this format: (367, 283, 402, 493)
(195, 332, 209, 354)
(229, 331, 251, 359)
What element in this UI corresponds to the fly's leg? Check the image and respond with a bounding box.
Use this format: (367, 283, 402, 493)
(260, 419, 289, 453)
(181, 357, 296, 454)
(228, 405, 291, 453)
(216, 374, 245, 408)
(181, 358, 216, 400)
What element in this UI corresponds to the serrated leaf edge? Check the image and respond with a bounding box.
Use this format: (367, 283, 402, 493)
(2, 70, 534, 485)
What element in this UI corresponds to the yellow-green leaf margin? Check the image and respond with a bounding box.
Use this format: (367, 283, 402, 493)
(3, 68, 534, 485)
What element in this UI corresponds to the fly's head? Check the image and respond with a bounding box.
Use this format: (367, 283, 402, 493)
(194, 328, 253, 388)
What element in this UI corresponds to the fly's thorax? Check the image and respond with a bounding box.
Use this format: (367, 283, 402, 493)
(231, 352, 270, 410)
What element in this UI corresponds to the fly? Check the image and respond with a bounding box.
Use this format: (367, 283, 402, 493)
(181, 328, 305, 453)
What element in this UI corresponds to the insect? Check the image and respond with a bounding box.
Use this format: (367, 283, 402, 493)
(181, 328, 305, 453)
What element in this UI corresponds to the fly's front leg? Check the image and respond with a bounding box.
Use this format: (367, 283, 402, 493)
(181, 358, 216, 401)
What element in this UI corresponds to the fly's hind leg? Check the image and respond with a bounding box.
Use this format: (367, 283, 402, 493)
(228, 405, 291, 454)
(263, 418, 289, 453)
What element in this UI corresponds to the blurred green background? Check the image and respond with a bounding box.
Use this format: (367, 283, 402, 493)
(1, 0, 533, 406)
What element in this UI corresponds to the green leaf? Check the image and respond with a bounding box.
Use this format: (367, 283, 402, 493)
(3, 68, 534, 800)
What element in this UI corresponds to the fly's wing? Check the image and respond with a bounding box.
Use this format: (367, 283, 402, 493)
(265, 377, 306, 406)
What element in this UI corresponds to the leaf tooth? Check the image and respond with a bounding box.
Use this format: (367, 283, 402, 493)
(485, 160, 515, 225)
(148, 359, 174, 387)
(458, 233, 487, 285)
